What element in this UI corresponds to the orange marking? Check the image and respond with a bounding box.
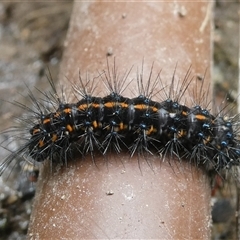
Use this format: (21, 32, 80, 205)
(104, 102, 114, 108)
(64, 108, 71, 114)
(51, 134, 58, 142)
(146, 125, 153, 135)
(119, 122, 124, 130)
(203, 136, 211, 145)
(134, 104, 147, 110)
(134, 104, 158, 112)
(195, 114, 207, 121)
(32, 129, 40, 135)
(54, 112, 60, 118)
(78, 104, 88, 111)
(105, 101, 129, 109)
(43, 118, 50, 124)
(39, 140, 45, 148)
(120, 102, 129, 108)
(177, 129, 186, 138)
(182, 111, 188, 116)
(78, 103, 99, 110)
(66, 124, 73, 132)
(152, 106, 158, 112)
(92, 121, 98, 128)
(92, 103, 100, 108)
(146, 125, 157, 135)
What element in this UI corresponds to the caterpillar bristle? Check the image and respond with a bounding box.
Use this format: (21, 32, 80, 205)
(0, 61, 239, 185)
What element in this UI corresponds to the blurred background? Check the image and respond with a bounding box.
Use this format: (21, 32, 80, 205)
(0, 1, 239, 239)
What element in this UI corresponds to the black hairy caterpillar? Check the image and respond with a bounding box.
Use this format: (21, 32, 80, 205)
(0, 62, 239, 179)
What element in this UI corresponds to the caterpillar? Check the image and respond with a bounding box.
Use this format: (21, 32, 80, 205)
(0, 61, 239, 179)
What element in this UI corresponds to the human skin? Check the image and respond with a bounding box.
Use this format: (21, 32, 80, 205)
(27, 1, 212, 239)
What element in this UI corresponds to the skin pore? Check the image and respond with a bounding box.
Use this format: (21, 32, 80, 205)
(27, 1, 213, 239)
